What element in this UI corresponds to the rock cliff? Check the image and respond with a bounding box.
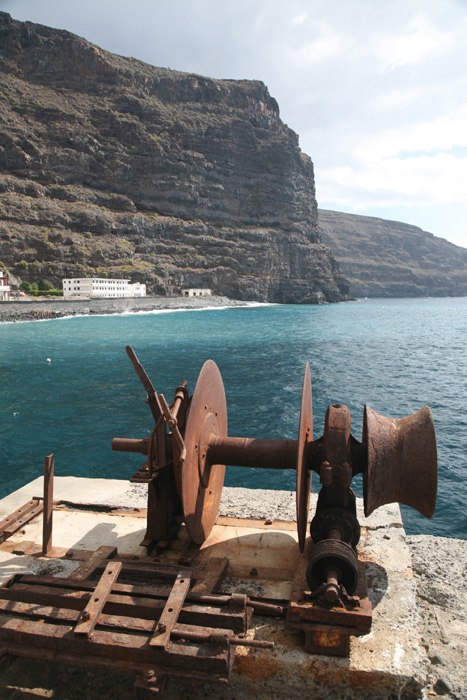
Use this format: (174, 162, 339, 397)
(319, 209, 467, 298)
(0, 12, 349, 303)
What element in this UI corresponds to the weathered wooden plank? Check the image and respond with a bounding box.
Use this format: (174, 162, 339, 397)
(216, 516, 296, 531)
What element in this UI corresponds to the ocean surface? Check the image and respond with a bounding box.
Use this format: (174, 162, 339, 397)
(1, 297, 466, 540)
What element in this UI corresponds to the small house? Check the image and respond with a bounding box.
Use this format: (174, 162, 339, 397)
(0, 273, 10, 301)
(181, 288, 212, 298)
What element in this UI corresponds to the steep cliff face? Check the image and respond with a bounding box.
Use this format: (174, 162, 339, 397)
(0, 12, 349, 303)
(319, 209, 467, 298)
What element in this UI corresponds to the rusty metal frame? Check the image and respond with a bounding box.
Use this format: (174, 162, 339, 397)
(0, 557, 273, 694)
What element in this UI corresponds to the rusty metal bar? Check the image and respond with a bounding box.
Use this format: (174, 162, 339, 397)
(208, 437, 298, 470)
(150, 571, 192, 647)
(0, 500, 43, 544)
(170, 626, 273, 649)
(126, 345, 163, 424)
(247, 599, 285, 616)
(228, 636, 274, 649)
(42, 455, 54, 556)
(170, 381, 187, 421)
(112, 438, 149, 455)
(159, 394, 185, 456)
(74, 561, 122, 637)
(6, 572, 283, 619)
(71, 546, 118, 581)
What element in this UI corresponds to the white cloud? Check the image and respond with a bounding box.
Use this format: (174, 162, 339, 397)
(355, 104, 467, 160)
(318, 152, 467, 208)
(375, 14, 454, 73)
(292, 12, 307, 26)
(370, 85, 439, 112)
(285, 20, 347, 67)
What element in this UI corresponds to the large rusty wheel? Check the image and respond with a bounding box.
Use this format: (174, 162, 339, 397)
(296, 363, 313, 552)
(179, 360, 228, 544)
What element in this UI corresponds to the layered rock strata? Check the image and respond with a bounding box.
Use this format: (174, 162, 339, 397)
(319, 209, 467, 298)
(0, 12, 348, 303)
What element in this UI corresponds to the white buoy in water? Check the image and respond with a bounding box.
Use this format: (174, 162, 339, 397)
(46, 358, 51, 363)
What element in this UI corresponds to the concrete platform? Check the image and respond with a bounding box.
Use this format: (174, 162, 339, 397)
(0, 478, 427, 699)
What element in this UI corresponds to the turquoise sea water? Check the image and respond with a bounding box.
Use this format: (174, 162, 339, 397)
(1, 298, 466, 539)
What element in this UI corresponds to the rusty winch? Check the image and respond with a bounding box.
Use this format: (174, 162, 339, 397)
(0, 347, 439, 698)
(112, 345, 437, 656)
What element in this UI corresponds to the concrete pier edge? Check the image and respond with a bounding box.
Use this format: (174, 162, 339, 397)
(0, 478, 464, 699)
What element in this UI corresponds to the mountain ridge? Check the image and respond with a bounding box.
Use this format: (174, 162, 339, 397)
(319, 209, 467, 298)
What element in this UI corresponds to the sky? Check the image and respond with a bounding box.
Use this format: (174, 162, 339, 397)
(1, 0, 467, 249)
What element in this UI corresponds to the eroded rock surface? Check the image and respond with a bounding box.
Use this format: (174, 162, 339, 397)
(319, 209, 467, 298)
(0, 12, 349, 303)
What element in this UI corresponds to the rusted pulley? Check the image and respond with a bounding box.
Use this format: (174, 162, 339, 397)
(363, 405, 437, 518)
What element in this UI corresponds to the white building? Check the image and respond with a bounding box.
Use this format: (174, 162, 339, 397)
(181, 288, 212, 298)
(0, 273, 10, 301)
(62, 278, 146, 298)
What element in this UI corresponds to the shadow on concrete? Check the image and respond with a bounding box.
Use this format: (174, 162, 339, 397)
(69, 520, 147, 555)
(365, 560, 389, 608)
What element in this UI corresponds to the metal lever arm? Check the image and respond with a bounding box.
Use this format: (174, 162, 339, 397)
(159, 394, 186, 462)
(126, 345, 163, 422)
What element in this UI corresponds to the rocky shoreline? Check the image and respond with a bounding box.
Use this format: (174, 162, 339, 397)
(0, 294, 249, 323)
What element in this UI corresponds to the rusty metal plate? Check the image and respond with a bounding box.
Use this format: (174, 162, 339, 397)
(74, 561, 122, 637)
(180, 360, 227, 544)
(296, 363, 313, 553)
(363, 404, 437, 518)
(323, 403, 351, 465)
(70, 545, 118, 581)
(150, 571, 192, 647)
